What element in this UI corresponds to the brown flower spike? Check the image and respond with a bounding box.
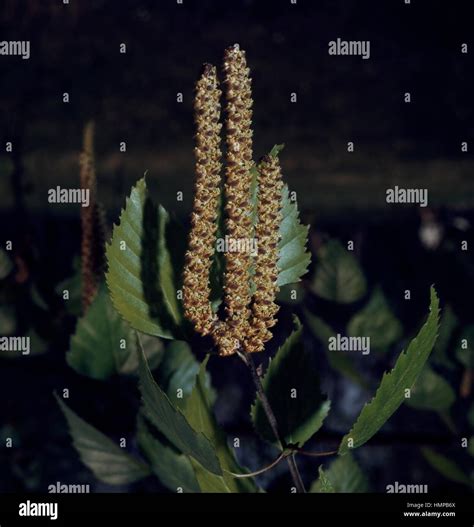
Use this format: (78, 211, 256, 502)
(79, 121, 106, 311)
(182, 45, 282, 356)
(221, 44, 255, 347)
(182, 64, 223, 336)
(245, 154, 283, 353)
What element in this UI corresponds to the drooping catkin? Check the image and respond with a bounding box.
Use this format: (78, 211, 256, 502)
(182, 64, 223, 336)
(80, 121, 105, 311)
(221, 44, 254, 344)
(244, 155, 283, 353)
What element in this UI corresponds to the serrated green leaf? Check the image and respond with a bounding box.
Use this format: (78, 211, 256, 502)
(406, 367, 455, 412)
(421, 447, 472, 487)
(182, 357, 256, 493)
(339, 287, 440, 455)
(106, 178, 181, 339)
(137, 415, 200, 493)
(310, 453, 369, 493)
(189, 458, 232, 492)
(303, 308, 368, 388)
(56, 396, 150, 485)
(138, 344, 221, 476)
(266, 144, 310, 288)
(347, 287, 402, 351)
(310, 240, 367, 304)
(277, 183, 311, 287)
(252, 317, 331, 448)
(67, 287, 163, 379)
(310, 466, 335, 493)
(157, 340, 214, 410)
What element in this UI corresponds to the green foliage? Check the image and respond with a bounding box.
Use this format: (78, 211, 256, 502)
(56, 396, 150, 485)
(67, 287, 163, 379)
(303, 308, 368, 388)
(339, 287, 440, 455)
(347, 287, 403, 351)
(421, 447, 472, 487)
(106, 178, 182, 339)
(252, 317, 330, 448)
(156, 340, 213, 409)
(182, 358, 256, 492)
(406, 367, 455, 412)
(310, 453, 369, 493)
(310, 240, 367, 303)
(311, 466, 335, 493)
(138, 344, 221, 476)
(277, 183, 311, 287)
(137, 416, 200, 493)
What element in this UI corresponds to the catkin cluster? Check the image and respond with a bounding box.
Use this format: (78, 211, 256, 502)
(183, 45, 282, 356)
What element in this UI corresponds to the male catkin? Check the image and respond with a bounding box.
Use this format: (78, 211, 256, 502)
(221, 44, 254, 346)
(245, 154, 282, 353)
(183, 46, 282, 356)
(182, 65, 223, 336)
(80, 121, 106, 311)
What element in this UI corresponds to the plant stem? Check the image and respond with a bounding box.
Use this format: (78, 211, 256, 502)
(226, 451, 286, 478)
(240, 349, 307, 493)
(286, 454, 306, 493)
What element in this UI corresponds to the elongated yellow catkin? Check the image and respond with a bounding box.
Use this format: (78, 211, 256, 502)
(245, 155, 283, 353)
(221, 44, 254, 347)
(80, 121, 105, 311)
(182, 64, 223, 336)
(182, 47, 283, 356)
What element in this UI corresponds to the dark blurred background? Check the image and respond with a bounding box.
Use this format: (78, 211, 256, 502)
(0, 0, 473, 493)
